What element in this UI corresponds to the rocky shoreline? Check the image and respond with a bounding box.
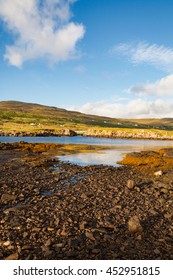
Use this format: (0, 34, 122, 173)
(0, 129, 77, 137)
(84, 129, 173, 140)
(0, 143, 173, 260)
(1, 127, 173, 140)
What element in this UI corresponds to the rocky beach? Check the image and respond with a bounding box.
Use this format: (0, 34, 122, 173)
(0, 142, 173, 260)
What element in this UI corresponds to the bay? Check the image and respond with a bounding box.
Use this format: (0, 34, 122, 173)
(0, 135, 173, 166)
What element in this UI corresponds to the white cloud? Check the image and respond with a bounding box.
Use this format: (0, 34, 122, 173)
(129, 74, 173, 97)
(112, 42, 173, 71)
(69, 98, 173, 119)
(0, 0, 85, 67)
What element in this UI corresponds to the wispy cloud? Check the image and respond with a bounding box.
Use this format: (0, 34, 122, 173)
(0, 0, 85, 67)
(69, 98, 173, 119)
(111, 41, 173, 71)
(129, 74, 173, 97)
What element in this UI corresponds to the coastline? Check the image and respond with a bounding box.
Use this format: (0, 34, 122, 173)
(0, 142, 173, 260)
(1, 128, 173, 140)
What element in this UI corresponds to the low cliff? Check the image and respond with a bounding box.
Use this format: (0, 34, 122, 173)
(84, 128, 173, 140)
(0, 129, 77, 137)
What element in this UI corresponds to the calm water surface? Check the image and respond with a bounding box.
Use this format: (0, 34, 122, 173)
(1, 135, 173, 166)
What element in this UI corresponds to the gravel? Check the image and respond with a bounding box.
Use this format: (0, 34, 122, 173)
(0, 145, 173, 260)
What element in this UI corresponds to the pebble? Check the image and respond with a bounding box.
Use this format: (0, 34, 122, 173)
(154, 171, 163, 176)
(85, 231, 95, 241)
(47, 227, 54, 231)
(127, 180, 135, 189)
(61, 229, 68, 236)
(79, 221, 87, 230)
(0, 144, 173, 260)
(44, 239, 52, 247)
(164, 213, 172, 219)
(128, 216, 143, 234)
(53, 243, 63, 250)
(154, 249, 161, 255)
(5, 253, 18, 260)
(54, 218, 60, 226)
(92, 249, 100, 254)
(3, 241, 11, 247)
(1, 193, 17, 203)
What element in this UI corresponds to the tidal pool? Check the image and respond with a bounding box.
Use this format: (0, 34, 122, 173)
(57, 145, 172, 166)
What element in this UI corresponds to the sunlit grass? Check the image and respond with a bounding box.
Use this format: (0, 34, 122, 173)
(1, 101, 173, 138)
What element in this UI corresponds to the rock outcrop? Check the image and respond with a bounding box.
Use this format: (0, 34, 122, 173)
(84, 129, 173, 140)
(0, 129, 77, 137)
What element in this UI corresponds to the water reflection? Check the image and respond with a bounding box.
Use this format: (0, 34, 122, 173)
(58, 145, 169, 167)
(1, 135, 173, 166)
(58, 150, 121, 166)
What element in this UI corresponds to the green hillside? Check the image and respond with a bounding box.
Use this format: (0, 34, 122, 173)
(0, 100, 173, 134)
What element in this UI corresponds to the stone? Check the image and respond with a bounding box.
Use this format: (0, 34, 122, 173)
(92, 249, 100, 254)
(81, 193, 87, 199)
(154, 170, 163, 176)
(3, 240, 11, 246)
(54, 218, 60, 226)
(160, 188, 168, 194)
(61, 229, 68, 236)
(136, 234, 142, 241)
(23, 232, 28, 238)
(85, 231, 95, 241)
(32, 227, 41, 232)
(127, 180, 135, 189)
(79, 221, 87, 230)
(164, 213, 172, 219)
(43, 250, 53, 257)
(154, 249, 160, 255)
(53, 243, 63, 250)
(128, 216, 143, 234)
(47, 227, 54, 231)
(44, 238, 52, 247)
(1, 193, 17, 203)
(60, 129, 77, 136)
(5, 253, 18, 260)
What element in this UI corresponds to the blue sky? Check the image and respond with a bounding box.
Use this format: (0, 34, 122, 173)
(0, 0, 173, 118)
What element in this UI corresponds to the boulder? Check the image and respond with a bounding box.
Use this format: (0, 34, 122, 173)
(60, 129, 77, 136)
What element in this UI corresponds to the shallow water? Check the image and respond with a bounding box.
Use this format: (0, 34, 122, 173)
(1, 135, 173, 166)
(57, 145, 172, 166)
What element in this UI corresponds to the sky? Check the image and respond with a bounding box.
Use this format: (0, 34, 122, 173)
(0, 0, 173, 119)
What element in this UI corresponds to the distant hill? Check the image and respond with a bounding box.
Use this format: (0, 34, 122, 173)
(0, 100, 173, 132)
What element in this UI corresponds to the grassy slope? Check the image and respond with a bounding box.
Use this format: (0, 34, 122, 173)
(0, 100, 173, 135)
